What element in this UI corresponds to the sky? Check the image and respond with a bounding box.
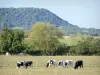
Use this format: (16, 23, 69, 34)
(0, 0, 100, 29)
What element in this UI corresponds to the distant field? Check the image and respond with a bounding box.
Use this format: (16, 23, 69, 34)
(58, 36, 100, 46)
(0, 55, 100, 75)
(58, 36, 81, 46)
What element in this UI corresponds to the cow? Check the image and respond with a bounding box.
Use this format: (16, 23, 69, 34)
(64, 60, 73, 68)
(58, 60, 64, 68)
(16, 60, 25, 68)
(16, 61, 33, 69)
(46, 62, 50, 68)
(24, 61, 33, 69)
(46, 60, 56, 68)
(74, 60, 83, 69)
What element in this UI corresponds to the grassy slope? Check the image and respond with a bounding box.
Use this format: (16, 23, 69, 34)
(0, 55, 100, 75)
(58, 36, 80, 46)
(58, 36, 100, 46)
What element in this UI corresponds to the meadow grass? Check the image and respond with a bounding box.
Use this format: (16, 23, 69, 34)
(58, 36, 81, 46)
(0, 55, 100, 75)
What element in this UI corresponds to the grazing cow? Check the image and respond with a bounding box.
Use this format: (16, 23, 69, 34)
(58, 60, 64, 68)
(46, 62, 50, 68)
(17, 61, 33, 69)
(16, 61, 25, 68)
(24, 61, 33, 69)
(64, 60, 73, 68)
(46, 60, 56, 68)
(74, 60, 83, 69)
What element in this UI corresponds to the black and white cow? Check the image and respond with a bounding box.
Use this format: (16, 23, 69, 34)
(64, 60, 73, 68)
(16, 61, 25, 68)
(58, 60, 64, 68)
(24, 61, 33, 69)
(74, 60, 83, 69)
(46, 60, 56, 68)
(17, 61, 33, 69)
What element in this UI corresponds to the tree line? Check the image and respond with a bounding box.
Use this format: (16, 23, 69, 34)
(0, 22, 100, 55)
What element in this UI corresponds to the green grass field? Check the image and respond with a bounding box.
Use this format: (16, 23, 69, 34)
(0, 55, 100, 75)
(58, 36, 86, 46)
(58, 36, 100, 46)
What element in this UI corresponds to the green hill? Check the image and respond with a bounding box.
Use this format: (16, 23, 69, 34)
(0, 7, 100, 36)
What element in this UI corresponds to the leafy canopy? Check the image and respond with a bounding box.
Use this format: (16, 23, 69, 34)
(26, 22, 63, 55)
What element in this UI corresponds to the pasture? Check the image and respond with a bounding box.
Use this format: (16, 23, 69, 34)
(0, 55, 100, 75)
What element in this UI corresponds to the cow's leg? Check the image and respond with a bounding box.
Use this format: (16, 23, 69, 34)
(25, 66, 27, 69)
(29, 64, 32, 67)
(58, 65, 61, 68)
(49, 63, 51, 67)
(77, 66, 78, 69)
(16, 66, 19, 69)
(24, 65, 27, 69)
(81, 64, 83, 68)
(80, 65, 81, 68)
(31, 64, 33, 67)
(16, 64, 20, 69)
(53, 64, 55, 68)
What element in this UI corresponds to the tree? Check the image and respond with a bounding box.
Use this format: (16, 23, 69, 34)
(26, 22, 63, 55)
(9, 29, 24, 54)
(0, 27, 13, 53)
(69, 36, 100, 55)
(0, 27, 24, 54)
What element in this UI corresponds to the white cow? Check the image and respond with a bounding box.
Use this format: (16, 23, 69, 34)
(64, 60, 73, 68)
(46, 60, 56, 68)
(58, 60, 65, 68)
(16, 60, 25, 69)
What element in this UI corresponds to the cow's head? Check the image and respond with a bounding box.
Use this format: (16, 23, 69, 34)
(74, 65, 77, 69)
(46, 62, 50, 68)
